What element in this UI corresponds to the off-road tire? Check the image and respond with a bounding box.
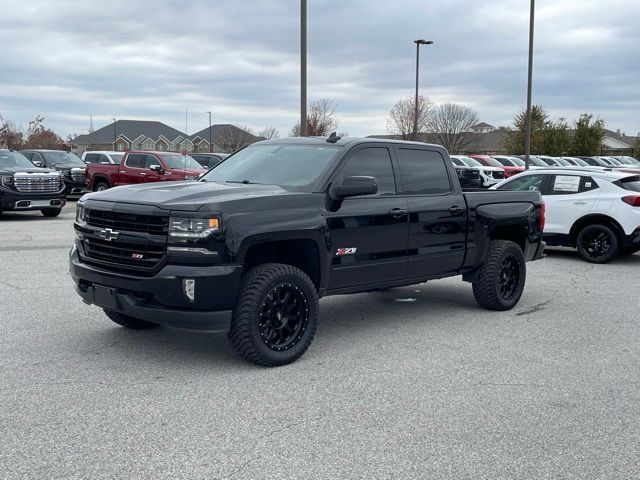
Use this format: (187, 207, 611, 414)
(576, 224, 619, 263)
(94, 182, 110, 192)
(41, 208, 62, 217)
(472, 240, 526, 311)
(103, 309, 160, 329)
(228, 263, 319, 367)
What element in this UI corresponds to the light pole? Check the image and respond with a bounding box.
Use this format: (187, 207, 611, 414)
(413, 39, 433, 142)
(524, 0, 536, 170)
(300, 0, 307, 136)
(207, 111, 212, 152)
(112, 117, 117, 150)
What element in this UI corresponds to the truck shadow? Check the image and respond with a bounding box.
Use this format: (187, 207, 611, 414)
(544, 247, 640, 264)
(78, 281, 485, 369)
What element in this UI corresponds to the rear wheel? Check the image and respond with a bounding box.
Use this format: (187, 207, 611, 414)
(103, 309, 160, 329)
(472, 240, 526, 311)
(228, 263, 319, 367)
(94, 181, 109, 192)
(576, 224, 619, 263)
(41, 208, 62, 217)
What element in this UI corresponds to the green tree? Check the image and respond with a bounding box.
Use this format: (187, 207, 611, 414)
(569, 114, 605, 156)
(542, 118, 571, 156)
(634, 136, 640, 160)
(503, 105, 549, 155)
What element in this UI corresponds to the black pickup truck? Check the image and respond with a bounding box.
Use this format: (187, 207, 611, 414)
(70, 137, 545, 366)
(0, 150, 66, 217)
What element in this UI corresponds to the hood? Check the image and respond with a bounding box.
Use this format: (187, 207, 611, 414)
(83, 180, 295, 211)
(0, 166, 59, 175)
(479, 166, 504, 172)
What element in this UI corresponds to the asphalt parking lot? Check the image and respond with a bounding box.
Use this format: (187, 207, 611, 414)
(1, 201, 639, 479)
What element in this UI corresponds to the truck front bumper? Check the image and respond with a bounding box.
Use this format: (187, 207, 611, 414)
(69, 246, 242, 332)
(0, 189, 66, 211)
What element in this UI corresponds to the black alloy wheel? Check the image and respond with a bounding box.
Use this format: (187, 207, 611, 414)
(498, 254, 520, 301)
(259, 283, 309, 351)
(576, 224, 619, 263)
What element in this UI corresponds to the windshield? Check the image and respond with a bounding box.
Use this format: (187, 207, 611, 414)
(159, 154, 204, 170)
(459, 157, 482, 167)
(510, 157, 526, 166)
(201, 144, 341, 188)
(450, 158, 464, 166)
(554, 158, 571, 166)
(0, 151, 36, 168)
(484, 157, 504, 167)
(539, 157, 557, 166)
(42, 151, 85, 167)
(529, 157, 548, 167)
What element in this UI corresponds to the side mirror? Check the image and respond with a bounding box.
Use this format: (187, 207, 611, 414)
(330, 176, 377, 200)
(149, 164, 163, 173)
(33, 160, 44, 167)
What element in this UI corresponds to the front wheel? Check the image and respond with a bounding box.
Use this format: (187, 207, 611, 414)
(472, 240, 526, 311)
(228, 263, 319, 367)
(576, 224, 619, 263)
(94, 182, 109, 192)
(41, 208, 62, 217)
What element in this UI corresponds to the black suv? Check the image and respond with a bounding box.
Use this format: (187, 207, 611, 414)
(20, 150, 88, 195)
(0, 150, 66, 217)
(71, 137, 544, 366)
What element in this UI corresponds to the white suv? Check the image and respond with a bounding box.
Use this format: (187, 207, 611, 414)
(450, 155, 504, 187)
(81, 151, 125, 165)
(492, 169, 640, 263)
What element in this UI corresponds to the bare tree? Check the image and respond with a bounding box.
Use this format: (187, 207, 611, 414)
(429, 103, 480, 153)
(258, 126, 280, 140)
(386, 95, 433, 140)
(217, 124, 258, 153)
(0, 114, 25, 149)
(290, 99, 339, 137)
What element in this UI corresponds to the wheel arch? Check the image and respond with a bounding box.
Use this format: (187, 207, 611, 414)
(92, 174, 111, 189)
(569, 214, 625, 246)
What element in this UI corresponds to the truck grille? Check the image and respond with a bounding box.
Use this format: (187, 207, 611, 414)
(491, 171, 505, 179)
(460, 170, 480, 179)
(86, 209, 169, 235)
(83, 237, 165, 269)
(14, 173, 62, 193)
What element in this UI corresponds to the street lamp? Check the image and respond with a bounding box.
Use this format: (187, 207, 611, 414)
(524, 0, 536, 170)
(112, 117, 117, 150)
(413, 39, 433, 142)
(300, 0, 307, 137)
(207, 111, 212, 152)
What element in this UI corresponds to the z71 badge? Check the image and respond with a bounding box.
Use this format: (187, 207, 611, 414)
(335, 247, 357, 256)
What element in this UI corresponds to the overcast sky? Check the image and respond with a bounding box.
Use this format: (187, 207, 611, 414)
(0, 0, 638, 138)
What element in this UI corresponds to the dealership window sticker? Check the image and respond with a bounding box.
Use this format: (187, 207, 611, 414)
(553, 175, 580, 192)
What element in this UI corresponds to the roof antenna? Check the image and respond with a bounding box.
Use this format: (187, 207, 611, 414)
(326, 131, 341, 143)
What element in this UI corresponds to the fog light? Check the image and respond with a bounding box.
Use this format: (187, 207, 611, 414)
(183, 279, 196, 302)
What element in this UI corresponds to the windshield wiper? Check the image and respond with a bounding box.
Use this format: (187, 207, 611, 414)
(226, 180, 258, 184)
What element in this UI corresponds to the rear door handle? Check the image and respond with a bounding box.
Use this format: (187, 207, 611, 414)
(573, 201, 586, 205)
(389, 208, 407, 218)
(449, 206, 465, 216)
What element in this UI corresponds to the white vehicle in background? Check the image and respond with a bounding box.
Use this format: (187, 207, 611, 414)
(81, 151, 125, 165)
(492, 169, 640, 263)
(450, 155, 504, 187)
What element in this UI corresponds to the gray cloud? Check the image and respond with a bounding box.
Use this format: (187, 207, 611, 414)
(0, 0, 638, 138)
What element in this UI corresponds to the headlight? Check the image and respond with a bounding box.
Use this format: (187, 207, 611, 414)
(76, 203, 86, 225)
(169, 216, 219, 238)
(1, 175, 14, 188)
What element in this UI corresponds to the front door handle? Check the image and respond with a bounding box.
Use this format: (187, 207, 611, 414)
(389, 208, 407, 218)
(449, 206, 465, 216)
(573, 201, 587, 205)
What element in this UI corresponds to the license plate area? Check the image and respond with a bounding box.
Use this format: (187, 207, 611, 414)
(93, 285, 118, 310)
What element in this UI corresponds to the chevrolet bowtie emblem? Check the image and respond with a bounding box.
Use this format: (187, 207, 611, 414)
(99, 228, 120, 242)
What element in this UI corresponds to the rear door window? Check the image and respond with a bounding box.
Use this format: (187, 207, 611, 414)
(546, 175, 598, 195)
(396, 149, 451, 195)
